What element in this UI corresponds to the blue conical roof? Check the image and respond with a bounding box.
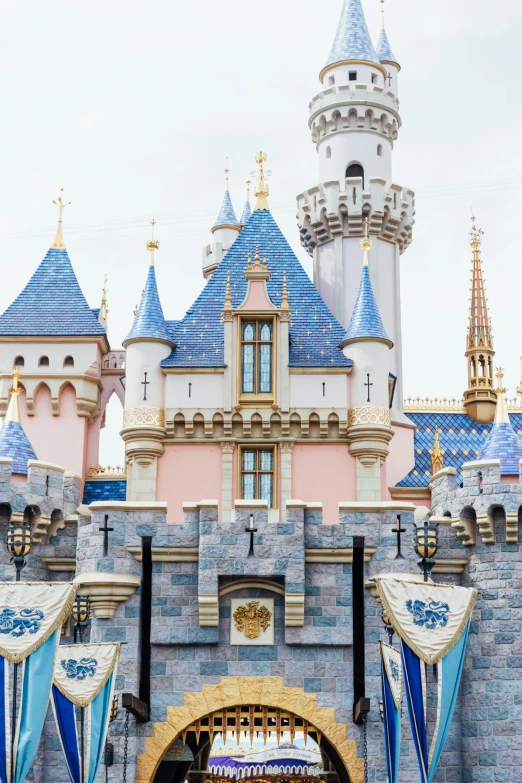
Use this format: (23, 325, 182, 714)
(342, 264, 392, 347)
(478, 393, 522, 474)
(323, 0, 381, 75)
(0, 246, 107, 339)
(240, 201, 252, 227)
(212, 190, 240, 232)
(376, 28, 399, 68)
(124, 264, 173, 346)
(0, 422, 37, 475)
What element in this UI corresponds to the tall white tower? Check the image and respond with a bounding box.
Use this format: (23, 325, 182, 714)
(297, 0, 414, 417)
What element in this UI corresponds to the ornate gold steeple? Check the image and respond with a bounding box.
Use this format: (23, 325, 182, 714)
(99, 273, 109, 330)
(253, 152, 270, 211)
(147, 219, 160, 266)
(51, 188, 71, 249)
(463, 217, 496, 423)
(431, 427, 443, 476)
(6, 368, 22, 424)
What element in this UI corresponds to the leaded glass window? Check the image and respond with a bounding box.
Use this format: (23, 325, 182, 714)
(241, 320, 273, 395)
(241, 448, 274, 507)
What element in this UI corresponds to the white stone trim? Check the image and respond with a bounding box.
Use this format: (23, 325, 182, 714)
(89, 500, 168, 512)
(339, 501, 416, 513)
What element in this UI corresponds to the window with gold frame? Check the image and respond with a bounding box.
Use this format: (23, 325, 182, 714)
(239, 446, 275, 508)
(238, 317, 276, 404)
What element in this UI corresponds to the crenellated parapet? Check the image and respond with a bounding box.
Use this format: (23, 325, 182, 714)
(297, 177, 415, 255)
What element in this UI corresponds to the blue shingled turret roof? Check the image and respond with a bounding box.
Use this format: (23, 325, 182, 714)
(212, 190, 240, 232)
(342, 264, 392, 347)
(376, 28, 399, 68)
(124, 263, 173, 346)
(323, 0, 381, 74)
(240, 201, 252, 227)
(0, 421, 37, 475)
(161, 209, 351, 369)
(477, 393, 522, 475)
(0, 247, 107, 339)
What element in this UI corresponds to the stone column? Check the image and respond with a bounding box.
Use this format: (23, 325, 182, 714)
(279, 441, 294, 519)
(346, 405, 393, 501)
(279, 310, 291, 414)
(121, 407, 166, 501)
(220, 441, 235, 522)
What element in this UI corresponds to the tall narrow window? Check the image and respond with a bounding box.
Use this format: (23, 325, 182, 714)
(241, 320, 273, 395)
(39, 356, 49, 367)
(14, 356, 24, 367)
(371, 73, 377, 84)
(241, 447, 274, 507)
(349, 71, 357, 81)
(326, 146, 332, 159)
(328, 75, 335, 86)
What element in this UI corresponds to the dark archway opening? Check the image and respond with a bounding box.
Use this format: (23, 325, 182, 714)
(345, 164, 364, 188)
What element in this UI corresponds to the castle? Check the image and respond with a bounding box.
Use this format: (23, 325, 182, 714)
(0, 1, 519, 782)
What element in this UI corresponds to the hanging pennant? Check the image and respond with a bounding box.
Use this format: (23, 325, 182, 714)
(51, 643, 120, 783)
(380, 642, 402, 783)
(374, 575, 477, 665)
(0, 581, 78, 783)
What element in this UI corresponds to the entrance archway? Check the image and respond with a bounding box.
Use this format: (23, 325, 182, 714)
(138, 678, 362, 783)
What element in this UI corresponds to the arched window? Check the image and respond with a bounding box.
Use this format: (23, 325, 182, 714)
(14, 356, 24, 367)
(328, 75, 335, 86)
(326, 146, 331, 159)
(377, 144, 383, 156)
(346, 163, 364, 187)
(478, 355, 485, 377)
(39, 356, 49, 367)
(64, 356, 74, 367)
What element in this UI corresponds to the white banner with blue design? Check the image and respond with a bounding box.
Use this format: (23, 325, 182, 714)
(0, 582, 77, 783)
(51, 643, 120, 783)
(380, 642, 402, 783)
(375, 576, 477, 783)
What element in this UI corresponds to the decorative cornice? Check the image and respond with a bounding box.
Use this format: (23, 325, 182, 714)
(74, 572, 141, 619)
(305, 547, 377, 563)
(44, 556, 77, 572)
(280, 442, 294, 455)
(123, 406, 165, 428)
(348, 406, 391, 427)
(127, 547, 199, 563)
(221, 441, 236, 454)
(279, 310, 292, 323)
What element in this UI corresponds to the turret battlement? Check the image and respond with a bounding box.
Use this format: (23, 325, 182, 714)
(297, 177, 415, 254)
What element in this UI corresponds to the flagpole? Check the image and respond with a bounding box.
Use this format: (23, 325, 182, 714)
(72, 595, 91, 783)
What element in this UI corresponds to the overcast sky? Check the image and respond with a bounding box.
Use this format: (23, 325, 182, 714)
(1, 0, 521, 462)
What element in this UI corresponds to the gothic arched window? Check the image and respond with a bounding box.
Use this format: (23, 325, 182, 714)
(346, 163, 364, 187)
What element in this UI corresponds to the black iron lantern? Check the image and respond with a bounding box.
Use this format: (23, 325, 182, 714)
(72, 595, 91, 643)
(381, 606, 394, 645)
(414, 520, 439, 582)
(6, 521, 31, 580)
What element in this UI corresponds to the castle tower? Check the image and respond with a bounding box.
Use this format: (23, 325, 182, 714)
(202, 167, 241, 280)
(342, 220, 393, 500)
(122, 222, 173, 501)
(463, 217, 496, 423)
(0, 368, 37, 474)
(297, 0, 414, 418)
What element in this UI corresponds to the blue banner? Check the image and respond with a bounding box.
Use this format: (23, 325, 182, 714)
(52, 686, 80, 783)
(401, 641, 428, 783)
(381, 659, 401, 783)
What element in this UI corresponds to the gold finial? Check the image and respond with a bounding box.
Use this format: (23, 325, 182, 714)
(254, 246, 261, 266)
(99, 273, 109, 325)
(380, 0, 385, 29)
(360, 217, 372, 264)
(246, 180, 251, 202)
(6, 367, 22, 424)
(247, 253, 253, 270)
(494, 367, 510, 424)
(52, 188, 72, 249)
(431, 427, 443, 476)
(495, 367, 506, 394)
(262, 254, 268, 270)
(133, 303, 138, 317)
(224, 271, 233, 310)
(253, 152, 270, 211)
(469, 215, 484, 251)
(225, 158, 230, 191)
(281, 271, 290, 310)
(147, 218, 160, 265)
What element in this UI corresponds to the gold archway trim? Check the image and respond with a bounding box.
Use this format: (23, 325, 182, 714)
(137, 677, 362, 783)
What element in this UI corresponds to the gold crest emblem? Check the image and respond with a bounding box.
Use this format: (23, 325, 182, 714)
(233, 601, 272, 640)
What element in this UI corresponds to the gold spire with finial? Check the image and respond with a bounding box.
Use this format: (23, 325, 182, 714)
(52, 188, 72, 249)
(225, 158, 230, 192)
(254, 152, 270, 211)
(380, 0, 385, 29)
(147, 219, 160, 266)
(360, 218, 372, 265)
(99, 273, 109, 328)
(5, 368, 22, 424)
(281, 271, 290, 310)
(431, 427, 443, 476)
(224, 271, 233, 310)
(464, 216, 496, 424)
(493, 367, 510, 424)
(246, 180, 251, 202)
(244, 245, 270, 282)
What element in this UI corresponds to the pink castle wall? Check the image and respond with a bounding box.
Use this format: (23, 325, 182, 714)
(18, 384, 87, 477)
(157, 443, 222, 524)
(292, 444, 356, 523)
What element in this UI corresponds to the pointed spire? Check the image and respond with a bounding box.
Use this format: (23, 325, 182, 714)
(51, 188, 71, 249)
(468, 216, 493, 351)
(123, 224, 173, 347)
(0, 369, 38, 474)
(240, 180, 253, 226)
(341, 219, 392, 347)
(212, 164, 240, 233)
(253, 153, 270, 212)
(478, 368, 522, 473)
(431, 427, 444, 476)
(322, 0, 383, 80)
(281, 272, 290, 311)
(224, 271, 233, 311)
(376, 0, 400, 69)
(99, 273, 109, 331)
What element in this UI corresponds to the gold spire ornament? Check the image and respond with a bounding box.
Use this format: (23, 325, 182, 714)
(431, 427, 443, 476)
(493, 367, 510, 424)
(147, 219, 160, 265)
(100, 274, 109, 320)
(253, 152, 270, 211)
(225, 158, 230, 191)
(224, 271, 233, 310)
(360, 217, 372, 265)
(6, 368, 22, 424)
(281, 271, 290, 310)
(246, 179, 251, 203)
(380, 0, 385, 29)
(52, 188, 72, 249)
